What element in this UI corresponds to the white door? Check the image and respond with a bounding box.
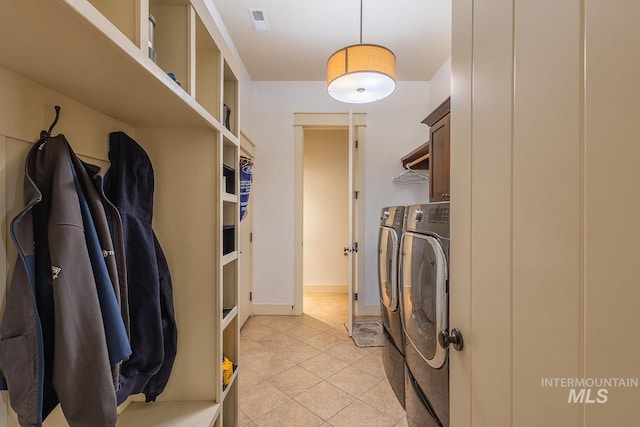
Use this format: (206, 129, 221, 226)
(238, 134, 255, 328)
(293, 113, 365, 318)
(346, 112, 364, 336)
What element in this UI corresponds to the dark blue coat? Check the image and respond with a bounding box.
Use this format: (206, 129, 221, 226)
(104, 131, 178, 403)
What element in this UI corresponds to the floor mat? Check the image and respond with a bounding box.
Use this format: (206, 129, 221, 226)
(346, 320, 383, 347)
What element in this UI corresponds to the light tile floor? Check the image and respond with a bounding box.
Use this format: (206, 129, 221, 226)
(239, 293, 408, 426)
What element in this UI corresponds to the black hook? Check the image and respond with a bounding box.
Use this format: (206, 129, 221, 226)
(40, 105, 61, 140)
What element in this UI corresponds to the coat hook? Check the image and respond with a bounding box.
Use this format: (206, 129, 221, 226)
(47, 105, 61, 135)
(40, 105, 61, 140)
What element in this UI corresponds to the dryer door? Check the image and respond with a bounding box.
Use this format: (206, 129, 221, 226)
(378, 226, 399, 311)
(400, 231, 448, 369)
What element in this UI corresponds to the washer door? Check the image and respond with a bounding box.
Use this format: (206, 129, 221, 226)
(401, 231, 448, 369)
(378, 226, 400, 311)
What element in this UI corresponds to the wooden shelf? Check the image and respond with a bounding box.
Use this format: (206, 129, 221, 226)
(223, 193, 238, 203)
(401, 142, 430, 170)
(0, 0, 218, 129)
(116, 401, 221, 427)
(222, 306, 238, 329)
(221, 372, 237, 400)
(222, 251, 238, 266)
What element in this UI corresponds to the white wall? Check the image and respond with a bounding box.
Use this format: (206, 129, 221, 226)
(249, 81, 434, 310)
(429, 57, 452, 112)
(303, 129, 349, 289)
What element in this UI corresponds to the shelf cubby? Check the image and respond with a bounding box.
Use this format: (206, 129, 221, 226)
(195, 12, 222, 120)
(223, 260, 238, 315)
(149, 0, 191, 93)
(87, 0, 139, 45)
(222, 315, 238, 376)
(221, 380, 237, 427)
(223, 61, 238, 136)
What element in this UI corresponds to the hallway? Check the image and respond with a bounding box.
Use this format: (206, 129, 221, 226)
(238, 293, 407, 426)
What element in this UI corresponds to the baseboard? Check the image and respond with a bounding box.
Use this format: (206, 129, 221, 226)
(252, 303, 298, 316)
(303, 284, 348, 294)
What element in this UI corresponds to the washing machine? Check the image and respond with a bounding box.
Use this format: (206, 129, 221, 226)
(377, 205, 406, 408)
(400, 202, 459, 427)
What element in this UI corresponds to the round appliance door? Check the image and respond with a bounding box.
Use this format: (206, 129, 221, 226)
(400, 231, 448, 369)
(378, 226, 399, 311)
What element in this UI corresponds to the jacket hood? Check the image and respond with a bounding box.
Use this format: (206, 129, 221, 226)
(105, 131, 154, 223)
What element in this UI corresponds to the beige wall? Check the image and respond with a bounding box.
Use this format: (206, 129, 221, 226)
(302, 129, 349, 291)
(450, 0, 640, 425)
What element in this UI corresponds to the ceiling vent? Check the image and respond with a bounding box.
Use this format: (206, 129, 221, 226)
(248, 8, 269, 31)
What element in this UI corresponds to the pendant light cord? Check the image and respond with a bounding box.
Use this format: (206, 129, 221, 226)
(359, 0, 363, 44)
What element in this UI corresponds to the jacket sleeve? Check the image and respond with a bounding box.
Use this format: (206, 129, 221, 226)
(143, 233, 178, 402)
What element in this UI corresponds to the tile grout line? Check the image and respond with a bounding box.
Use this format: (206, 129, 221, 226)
(238, 294, 406, 426)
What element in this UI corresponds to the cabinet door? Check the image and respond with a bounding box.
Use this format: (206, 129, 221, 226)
(429, 113, 450, 202)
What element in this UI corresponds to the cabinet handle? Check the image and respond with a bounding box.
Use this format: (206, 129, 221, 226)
(441, 193, 450, 199)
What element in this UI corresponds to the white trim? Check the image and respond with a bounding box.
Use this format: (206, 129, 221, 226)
(252, 303, 297, 316)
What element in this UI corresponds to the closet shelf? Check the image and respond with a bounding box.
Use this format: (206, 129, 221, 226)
(223, 193, 238, 203)
(221, 372, 238, 400)
(222, 306, 238, 329)
(222, 127, 240, 147)
(0, 0, 216, 129)
(401, 142, 430, 170)
(222, 251, 238, 266)
(116, 401, 221, 427)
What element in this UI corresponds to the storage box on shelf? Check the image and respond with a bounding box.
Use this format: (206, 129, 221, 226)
(0, 0, 240, 426)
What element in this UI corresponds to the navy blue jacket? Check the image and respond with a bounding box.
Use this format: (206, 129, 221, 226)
(104, 131, 178, 403)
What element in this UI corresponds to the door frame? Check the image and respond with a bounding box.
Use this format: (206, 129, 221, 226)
(293, 112, 366, 317)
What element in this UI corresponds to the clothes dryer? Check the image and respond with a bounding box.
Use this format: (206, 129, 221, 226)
(378, 205, 406, 408)
(400, 203, 451, 427)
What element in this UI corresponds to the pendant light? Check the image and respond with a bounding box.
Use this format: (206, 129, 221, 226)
(327, 0, 396, 103)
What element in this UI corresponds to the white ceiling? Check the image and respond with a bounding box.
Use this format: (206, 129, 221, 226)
(212, 0, 452, 82)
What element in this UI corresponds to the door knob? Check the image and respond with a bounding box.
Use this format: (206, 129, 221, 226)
(438, 328, 464, 351)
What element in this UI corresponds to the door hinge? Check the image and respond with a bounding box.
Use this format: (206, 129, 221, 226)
(354, 140, 359, 149)
(249, 291, 253, 302)
(353, 242, 358, 252)
(250, 232, 253, 242)
(354, 293, 358, 301)
(353, 191, 359, 199)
